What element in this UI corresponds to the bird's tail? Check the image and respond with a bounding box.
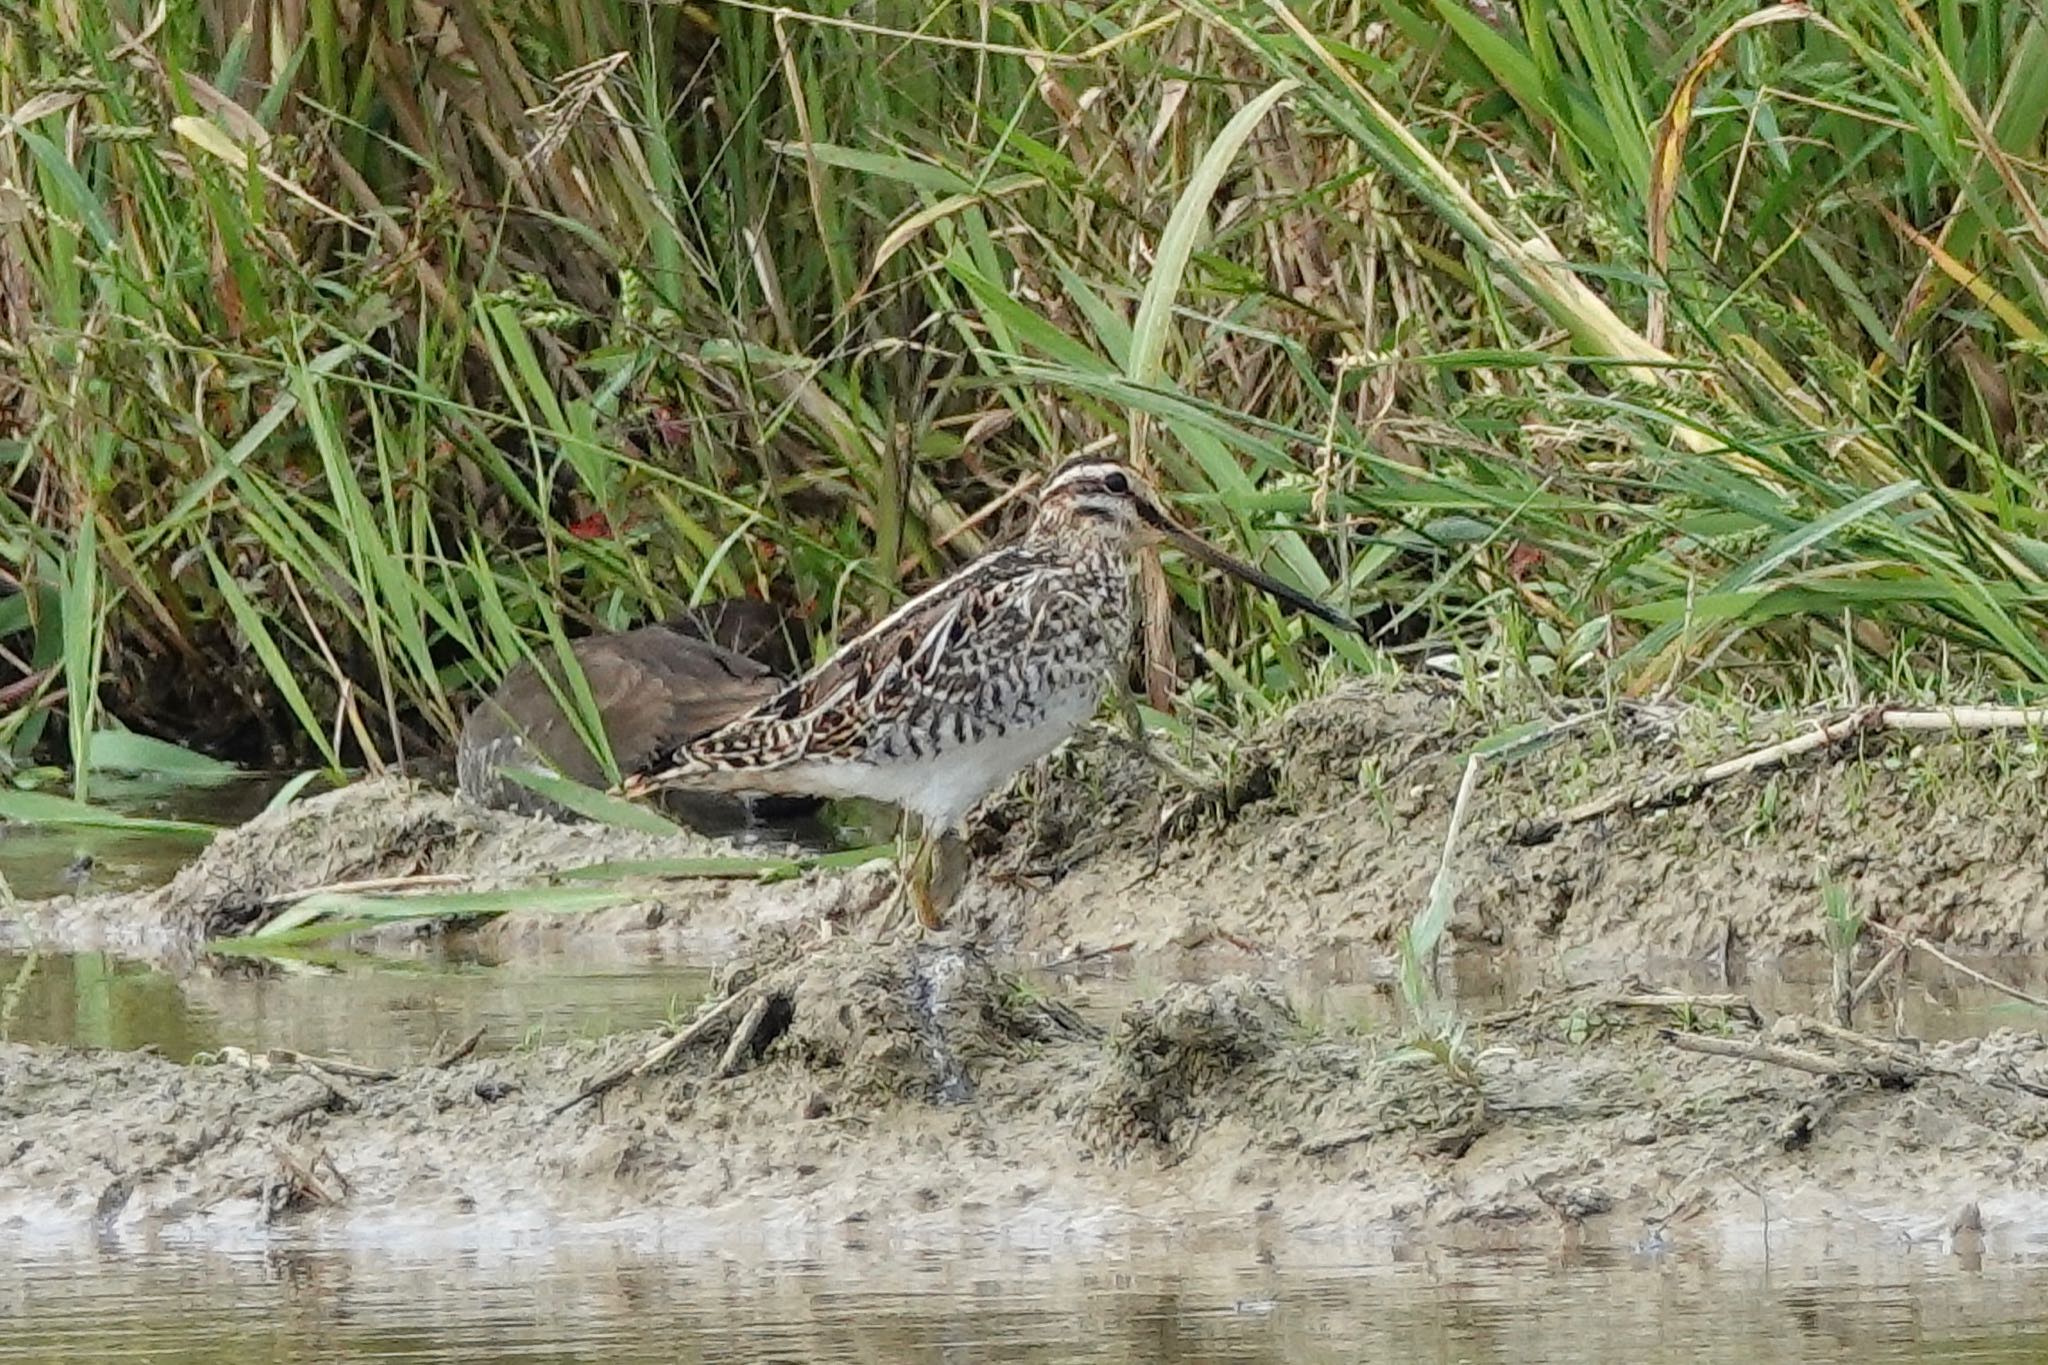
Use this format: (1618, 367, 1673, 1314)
(611, 746, 704, 800)
(613, 746, 778, 801)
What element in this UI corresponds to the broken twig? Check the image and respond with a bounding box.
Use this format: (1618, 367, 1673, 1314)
(553, 988, 753, 1116)
(1517, 704, 2048, 845)
(714, 993, 773, 1079)
(1610, 991, 1759, 1021)
(268, 1048, 396, 1082)
(1517, 707, 1884, 843)
(1658, 1028, 1915, 1084)
(1845, 941, 1909, 1014)
(431, 1027, 486, 1070)
(1866, 921, 2048, 1013)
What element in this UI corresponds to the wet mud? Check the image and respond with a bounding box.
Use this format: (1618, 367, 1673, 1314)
(8, 679, 2048, 1259)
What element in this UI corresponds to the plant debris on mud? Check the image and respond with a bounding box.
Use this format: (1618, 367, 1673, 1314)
(8, 927, 2048, 1254)
(10, 683, 2048, 1257)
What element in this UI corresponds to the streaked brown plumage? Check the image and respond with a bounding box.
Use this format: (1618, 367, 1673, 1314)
(619, 458, 1362, 926)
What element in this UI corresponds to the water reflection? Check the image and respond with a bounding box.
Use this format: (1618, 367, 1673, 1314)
(3, 940, 2043, 1070)
(0, 774, 295, 902)
(0, 950, 708, 1065)
(6, 1238, 2048, 1363)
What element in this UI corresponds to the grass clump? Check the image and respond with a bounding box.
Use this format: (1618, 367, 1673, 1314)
(0, 0, 2044, 794)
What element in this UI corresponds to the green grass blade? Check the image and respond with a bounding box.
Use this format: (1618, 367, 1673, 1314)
(204, 548, 346, 775)
(85, 730, 242, 780)
(497, 767, 685, 836)
(1127, 78, 1299, 393)
(0, 790, 217, 837)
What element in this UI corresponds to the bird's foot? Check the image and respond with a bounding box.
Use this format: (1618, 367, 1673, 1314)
(863, 830, 972, 942)
(908, 830, 972, 935)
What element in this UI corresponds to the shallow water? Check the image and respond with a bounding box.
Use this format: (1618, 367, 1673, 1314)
(4, 938, 2042, 1070)
(9, 784, 2048, 1360)
(0, 773, 295, 902)
(5, 1234, 2048, 1362)
(0, 948, 710, 1065)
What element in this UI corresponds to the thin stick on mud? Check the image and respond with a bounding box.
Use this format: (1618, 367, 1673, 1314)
(267, 1048, 397, 1082)
(263, 1087, 343, 1127)
(1044, 939, 1136, 972)
(714, 994, 772, 1079)
(431, 1027, 486, 1070)
(1846, 941, 1908, 1014)
(1791, 1016, 2048, 1101)
(1518, 707, 1883, 842)
(551, 989, 753, 1116)
(1517, 704, 2048, 844)
(1609, 991, 1760, 1022)
(301, 1069, 365, 1111)
(264, 873, 472, 907)
(1865, 921, 2048, 1013)
(1657, 1028, 1915, 1084)
(1797, 1017, 1921, 1062)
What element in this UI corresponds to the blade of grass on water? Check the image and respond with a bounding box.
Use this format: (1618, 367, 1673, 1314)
(0, 789, 217, 837)
(85, 729, 242, 781)
(225, 885, 639, 947)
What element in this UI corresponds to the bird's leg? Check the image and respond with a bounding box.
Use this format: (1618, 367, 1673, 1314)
(867, 817, 967, 937)
(905, 828, 943, 932)
(904, 823, 971, 934)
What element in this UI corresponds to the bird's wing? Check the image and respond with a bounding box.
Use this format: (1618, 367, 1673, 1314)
(638, 547, 1055, 776)
(596, 628, 786, 763)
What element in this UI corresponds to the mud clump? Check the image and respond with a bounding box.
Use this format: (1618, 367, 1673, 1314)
(9, 944, 2048, 1259)
(782, 940, 1090, 1103)
(1071, 977, 1485, 1171)
(975, 678, 2048, 962)
(1074, 979, 1296, 1161)
(100, 781, 474, 946)
(17, 682, 2048, 1259)
(15, 777, 879, 964)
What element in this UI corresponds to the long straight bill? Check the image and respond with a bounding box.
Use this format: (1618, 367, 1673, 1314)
(1156, 522, 1364, 635)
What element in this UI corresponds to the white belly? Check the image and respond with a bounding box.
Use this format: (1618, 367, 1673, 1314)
(809, 685, 1103, 831)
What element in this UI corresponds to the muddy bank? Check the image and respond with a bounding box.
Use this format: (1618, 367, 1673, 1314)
(10, 680, 2048, 1257)
(15, 678, 2048, 967)
(4, 927, 2044, 1259)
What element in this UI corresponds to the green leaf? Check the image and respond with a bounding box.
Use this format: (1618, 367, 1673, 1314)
(85, 730, 241, 780)
(764, 141, 972, 193)
(0, 789, 216, 837)
(497, 767, 685, 836)
(204, 548, 345, 775)
(1128, 79, 1299, 392)
(221, 885, 639, 950)
(59, 511, 101, 805)
(261, 770, 325, 816)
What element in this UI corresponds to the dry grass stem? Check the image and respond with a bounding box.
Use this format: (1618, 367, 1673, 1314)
(1524, 707, 2048, 843)
(1866, 922, 2048, 1013)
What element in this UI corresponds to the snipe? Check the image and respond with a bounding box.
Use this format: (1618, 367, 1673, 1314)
(619, 457, 1362, 927)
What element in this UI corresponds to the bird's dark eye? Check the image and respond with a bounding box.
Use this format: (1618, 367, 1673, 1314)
(1103, 470, 1130, 495)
